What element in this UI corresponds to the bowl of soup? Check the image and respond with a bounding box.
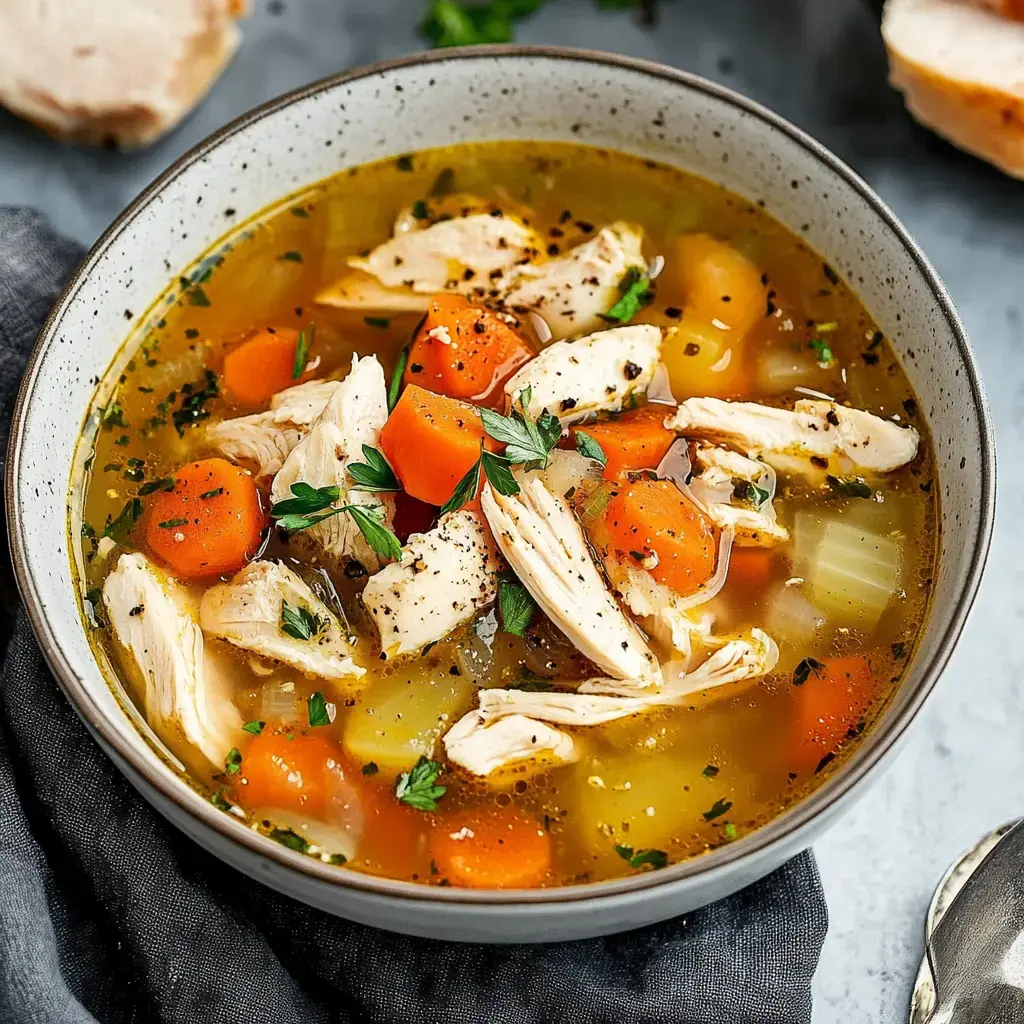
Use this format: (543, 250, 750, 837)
(8, 47, 993, 942)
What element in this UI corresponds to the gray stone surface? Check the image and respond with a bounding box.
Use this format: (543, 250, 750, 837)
(1, 0, 1020, 1019)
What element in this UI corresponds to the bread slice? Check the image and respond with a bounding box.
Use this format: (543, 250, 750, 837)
(883, 0, 1024, 178)
(0, 0, 248, 148)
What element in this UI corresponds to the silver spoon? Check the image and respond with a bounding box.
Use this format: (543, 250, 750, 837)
(910, 819, 1024, 1023)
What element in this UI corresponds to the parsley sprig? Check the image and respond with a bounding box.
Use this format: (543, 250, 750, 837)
(601, 266, 654, 324)
(347, 445, 401, 493)
(498, 570, 536, 637)
(615, 844, 668, 870)
(293, 324, 313, 379)
(395, 757, 446, 811)
(280, 600, 326, 641)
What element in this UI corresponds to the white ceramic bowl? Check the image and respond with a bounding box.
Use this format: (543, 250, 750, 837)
(7, 47, 995, 943)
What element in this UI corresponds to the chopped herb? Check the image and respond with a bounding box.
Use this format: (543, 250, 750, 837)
(411, 199, 430, 219)
(290, 206, 310, 218)
(102, 463, 121, 473)
(507, 678, 554, 692)
(809, 338, 834, 366)
(84, 587, 106, 629)
(186, 285, 211, 307)
(891, 641, 906, 659)
(184, 328, 200, 340)
(702, 764, 720, 778)
(361, 761, 380, 776)
(601, 266, 653, 324)
(81, 522, 96, 540)
(278, 250, 304, 263)
(172, 369, 219, 435)
(734, 480, 770, 507)
(211, 791, 232, 812)
(792, 657, 825, 687)
(281, 600, 326, 641)
(270, 828, 309, 854)
(481, 450, 519, 496)
(139, 477, 175, 495)
(113, 435, 130, 447)
(271, 481, 340, 518)
(101, 402, 127, 429)
(365, 316, 392, 329)
(225, 747, 242, 775)
(498, 571, 536, 636)
(826, 475, 872, 499)
(200, 487, 224, 500)
(104, 498, 143, 541)
(702, 798, 733, 822)
(480, 392, 562, 468)
(328, 853, 348, 865)
(307, 690, 334, 727)
(868, 330, 884, 350)
(158, 518, 189, 529)
(347, 445, 402, 492)
(346, 505, 403, 561)
(293, 323, 313, 379)
(429, 166, 456, 196)
(614, 845, 668, 869)
(396, 154, 415, 172)
(724, 823, 738, 841)
(575, 430, 607, 467)
(388, 346, 408, 411)
(395, 756, 446, 811)
(242, 720, 265, 736)
(439, 455, 482, 517)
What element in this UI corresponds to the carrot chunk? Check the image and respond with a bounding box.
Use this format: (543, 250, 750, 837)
(222, 326, 307, 406)
(233, 730, 346, 819)
(792, 654, 876, 774)
(604, 476, 717, 597)
(568, 406, 676, 481)
(144, 458, 266, 579)
(429, 806, 552, 888)
(727, 548, 776, 592)
(379, 385, 496, 506)
(404, 294, 533, 407)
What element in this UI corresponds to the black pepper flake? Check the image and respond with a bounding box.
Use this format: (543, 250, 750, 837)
(409, 363, 423, 374)
(546, 243, 560, 257)
(343, 560, 368, 579)
(473, 320, 486, 334)
(684, 342, 701, 357)
(822, 263, 840, 286)
(903, 398, 918, 417)
(814, 752, 836, 774)
(826, 409, 840, 427)
(861, 352, 880, 366)
(560, 397, 577, 412)
(765, 298, 777, 318)
(623, 361, 642, 381)
(396, 154, 414, 172)
(868, 330, 884, 349)
(664, 306, 682, 319)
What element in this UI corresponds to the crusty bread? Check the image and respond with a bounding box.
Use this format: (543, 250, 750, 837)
(0, 0, 248, 148)
(883, 0, 1024, 178)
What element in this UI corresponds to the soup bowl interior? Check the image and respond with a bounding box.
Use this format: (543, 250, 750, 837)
(8, 47, 993, 941)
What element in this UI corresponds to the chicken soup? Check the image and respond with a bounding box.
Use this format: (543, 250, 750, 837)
(74, 142, 936, 889)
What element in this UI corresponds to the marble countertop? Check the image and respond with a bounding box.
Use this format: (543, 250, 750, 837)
(2, 1, 1021, 1019)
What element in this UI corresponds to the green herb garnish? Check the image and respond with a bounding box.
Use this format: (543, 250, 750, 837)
(278, 250, 304, 263)
(347, 445, 401, 492)
(293, 323, 313, 379)
(361, 762, 379, 776)
(365, 316, 392, 330)
(139, 477, 175, 495)
(420, 0, 546, 47)
(104, 498, 143, 541)
(211, 791, 232, 812)
(702, 764, 720, 778)
(328, 853, 348, 865)
(723, 823, 738, 841)
(307, 690, 333, 727)
(481, 449, 519, 496)
(158, 518, 189, 530)
(388, 346, 408, 411)
(270, 828, 309, 854)
(396, 154, 415, 172)
(281, 600, 326, 641)
(601, 266, 653, 324)
(792, 657, 825, 687)
(395, 756, 446, 811)
(225, 747, 242, 775)
(826, 475, 872, 499)
(498, 571, 535, 637)
(479, 389, 561, 468)
(809, 338, 835, 366)
(411, 199, 430, 219)
(439, 455, 483, 517)
(574, 430, 607, 467)
(100, 402, 127, 429)
(172, 369, 219, 436)
(614, 845, 668, 870)
(733, 479, 770, 507)
(200, 487, 223, 500)
(242, 720, 265, 736)
(702, 798, 733, 822)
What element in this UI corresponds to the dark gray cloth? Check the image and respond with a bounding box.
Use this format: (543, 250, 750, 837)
(0, 207, 828, 1024)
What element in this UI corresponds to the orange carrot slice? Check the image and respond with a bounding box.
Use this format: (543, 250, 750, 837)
(727, 548, 776, 592)
(568, 405, 676, 481)
(222, 326, 309, 406)
(144, 457, 266, 578)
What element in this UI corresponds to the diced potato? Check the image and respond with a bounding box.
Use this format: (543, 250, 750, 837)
(342, 664, 475, 776)
(765, 583, 829, 672)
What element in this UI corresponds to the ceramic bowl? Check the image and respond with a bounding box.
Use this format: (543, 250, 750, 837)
(7, 47, 995, 943)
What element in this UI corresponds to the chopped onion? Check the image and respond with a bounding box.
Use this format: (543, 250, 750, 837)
(579, 480, 615, 525)
(756, 348, 823, 395)
(646, 363, 677, 406)
(766, 582, 827, 649)
(648, 254, 665, 280)
(530, 449, 602, 502)
(259, 681, 302, 724)
(527, 311, 553, 346)
(793, 385, 836, 402)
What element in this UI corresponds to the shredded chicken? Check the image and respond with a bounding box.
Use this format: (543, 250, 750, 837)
(271, 354, 394, 572)
(362, 510, 500, 658)
(503, 324, 663, 423)
(206, 378, 341, 480)
(499, 222, 645, 339)
(199, 561, 364, 681)
(481, 478, 662, 688)
(103, 552, 240, 770)
(443, 711, 578, 777)
(666, 397, 920, 476)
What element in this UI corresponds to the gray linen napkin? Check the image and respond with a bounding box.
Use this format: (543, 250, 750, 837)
(0, 207, 828, 1024)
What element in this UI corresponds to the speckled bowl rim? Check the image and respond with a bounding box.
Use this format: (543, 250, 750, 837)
(8, 45, 996, 907)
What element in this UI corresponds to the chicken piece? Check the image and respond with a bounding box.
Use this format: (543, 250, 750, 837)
(206, 379, 341, 480)
(271, 354, 394, 572)
(481, 479, 662, 688)
(666, 397, 920, 476)
(499, 223, 646, 339)
(443, 711, 578, 777)
(199, 560, 363, 681)
(362, 510, 500, 658)
(503, 324, 663, 424)
(103, 552, 240, 770)
(687, 443, 789, 548)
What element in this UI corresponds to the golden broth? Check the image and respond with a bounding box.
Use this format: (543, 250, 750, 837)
(75, 141, 937, 887)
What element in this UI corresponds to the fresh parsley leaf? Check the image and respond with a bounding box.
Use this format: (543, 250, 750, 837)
(575, 430, 607, 466)
(307, 690, 334, 727)
(388, 346, 408, 411)
(138, 477, 175, 496)
(271, 481, 340, 518)
(498, 571, 535, 636)
(702, 798, 733, 822)
(723, 823, 738, 841)
(101, 402, 127, 429)
(242, 720, 265, 736)
(270, 828, 309, 854)
(186, 285, 211, 307)
(480, 399, 562, 469)
(395, 756, 446, 811)
(361, 762, 379, 776)
(346, 504, 403, 561)
(792, 657, 825, 687)
(172, 369, 219, 435)
(225, 747, 242, 775)
(826, 475, 872, 499)
(602, 266, 653, 324)
(293, 323, 313, 379)
(281, 600, 325, 641)
(733, 480, 770, 507)
(278, 250, 304, 263)
(104, 498, 143, 541)
(420, 0, 543, 47)
(614, 844, 668, 869)
(809, 338, 834, 366)
(347, 445, 401, 492)
(439, 454, 482, 516)
(328, 853, 348, 865)
(481, 450, 520, 496)
(535, 409, 562, 453)
(411, 199, 430, 219)
(211, 791, 232, 812)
